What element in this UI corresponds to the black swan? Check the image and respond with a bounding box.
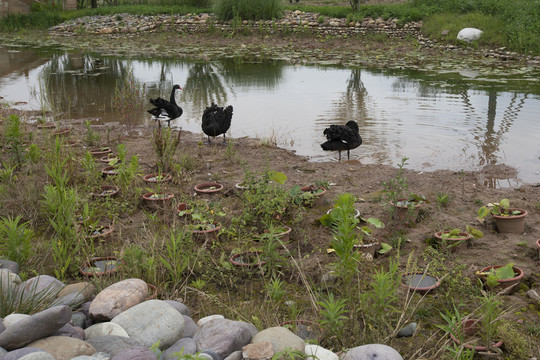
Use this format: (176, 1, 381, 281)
(320, 120, 362, 161)
(201, 103, 233, 144)
(147, 84, 183, 127)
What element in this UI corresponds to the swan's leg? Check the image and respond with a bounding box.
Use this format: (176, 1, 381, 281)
(338, 151, 342, 162)
(205, 135, 212, 145)
(347, 149, 350, 161)
(221, 133, 227, 145)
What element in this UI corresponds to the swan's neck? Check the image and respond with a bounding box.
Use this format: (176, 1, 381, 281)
(169, 89, 177, 105)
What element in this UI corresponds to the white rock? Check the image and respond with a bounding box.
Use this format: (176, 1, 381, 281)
(457, 28, 483, 42)
(197, 314, 224, 327)
(304, 344, 338, 360)
(85, 322, 129, 339)
(3, 314, 31, 328)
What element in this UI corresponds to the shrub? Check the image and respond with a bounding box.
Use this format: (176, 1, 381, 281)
(214, 0, 283, 21)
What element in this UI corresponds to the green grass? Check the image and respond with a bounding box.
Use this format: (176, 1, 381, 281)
(0, 0, 538, 54)
(423, 12, 506, 48)
(214, 0, 283, 21)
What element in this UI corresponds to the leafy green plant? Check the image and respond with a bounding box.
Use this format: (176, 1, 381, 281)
(256, 222, 289, 277)
(480, 263, 517, 289)
(436, 226, 483, 250)
(4, 114, 26, 166)
(383, 156, 409, 206)
(112, 64, 146, 129)
(265, 276, 286, 301)
(478, 198, 523, 218)
(84, 120, 100, 146)
(114, 143, 141, 193)
(317, 292, 347, 336)
(160, 230, 192, 287)
(153, 124, 181, 173)
(0, 215, 35, 265)
(435, 191, 450, 207)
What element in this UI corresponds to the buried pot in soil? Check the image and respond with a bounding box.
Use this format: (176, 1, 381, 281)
(79, 256, 120, 277)
(477, 264, 524, 294)
(401, 272, 440, 295)
(142, 192, 175, 211)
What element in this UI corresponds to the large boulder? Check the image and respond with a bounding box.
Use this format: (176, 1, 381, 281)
(89, 279, 148, 322)
(193, 319, 257, 360)
(111, 300, 184, 349)
(342, 344, 402, 360)
(0, 306, 72, 350)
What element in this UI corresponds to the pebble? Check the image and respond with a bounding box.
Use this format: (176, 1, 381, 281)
(527, 289, 540, 301)
(397, 322, 417, 338)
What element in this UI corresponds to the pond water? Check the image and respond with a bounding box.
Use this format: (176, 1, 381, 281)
(1, 44, 539, 185)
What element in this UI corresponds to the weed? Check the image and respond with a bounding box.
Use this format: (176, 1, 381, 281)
(0, 215, 35, 265)
(317, 292, 347, 336)
(383, 156, 409, 209)
(266, 276, 287, 301)
(153, 124, 181, 173)
(84, 120, 100, 146)
(112, 65, 146, 129)
(4, 114, 26, 166)
(435, 191, 450, 208)
(160, 230, 192, 288)
(0, 276, 63, 317)
(114, 143, 141, 193)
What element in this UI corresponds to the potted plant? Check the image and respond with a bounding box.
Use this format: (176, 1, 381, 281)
(401, 272, 440, 295)
(291, 183, 327, 207)
(143, 173, 172, 184)
(184, 211, 223, 245)
(258, 222, 292, 242)
(444, 295, 504, 353)
(230, 250, 266, 268)
(91, 185, 120, 198)
(390, 194, 427, 225)
(79, 256, 120, 277)
(90, 147, 112, 158)
(142, 191, 175, 211)
(101, 165, 118, 177)
(434, 226, 483, 252)
(478, 199, 527, 233)
(99, 153, 119, 164)
(476, 263, 524, 294)
(52, 128, 70, 137)
(194, 182, 224, 194)
(176, 200, 210, 217)
(84, 224, 113, 240)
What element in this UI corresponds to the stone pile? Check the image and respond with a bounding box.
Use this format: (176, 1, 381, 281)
(0, 261, 405, 360)
(48, 10, 422, 40)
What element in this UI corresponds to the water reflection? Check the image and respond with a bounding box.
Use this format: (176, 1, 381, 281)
(0, 45, 539, 184)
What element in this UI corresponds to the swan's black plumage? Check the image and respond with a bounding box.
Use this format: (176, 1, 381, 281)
(147, 84, 183, 127)
(320, 120, 362, 161)
(201, 103, 233, 144)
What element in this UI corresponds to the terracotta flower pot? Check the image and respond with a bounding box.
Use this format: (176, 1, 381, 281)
(391, 199, 423, 225)
(401, 272, 440, 295)
(79, 256, 120, 277)
(85, 225, 113, 240)
(193, 223, 221, 242)
(99, 154, 119, 164)
(230, 251, 266, 267)
(479, 265, 524, 293)
(176, 201, 210, 216)
(326, 207, 360, 218)
(434, 231, 472, 252)
(91, 185, 119, 198)
(142, 192, 175, 211)
(52, 128, 70, 137)
(301, 185, 327, 197)
(194, 182, 223, 194)
(353, 241, 381, 258)
(143, 173, 172, 184)
(536, 239, 540, 259)
(492, 209, 527, 233)
(90, 147, 112, 158)
(450, 319, 503, 352)
(37, 123, 56, 130)
(260, 226, 292, 242)
(101, 166, 118, 177)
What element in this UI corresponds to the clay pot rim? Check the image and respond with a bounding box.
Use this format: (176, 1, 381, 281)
(401, 272, 440, 293)
(434, 231, 472, 241)
(536, 239, 540, 248)
(91, 185, 120, 197)
(449, 319, 504, 351)
(230, 250, 266, 267)
(37, 123, 56, 129)
(300, 185, 327, 196)
(101, 166, 118, 174)
(142, 192, 175, 201)
(143, 173, 172, 183)
(192, 223, 222, 234)
(52, 128, 70, 135)
(326, 207, 360, 218)
(99, 154, 119, 163)
(85, 224, 113, 239)
(194, 182, 224, 193)
(391, 198, 424, 209)
(79, 256, 120, 277)
(479, 265, 524, 284)
(492, 208, 528, 219)
(90, 147, 112, 154)
(176, 201, 210, 214)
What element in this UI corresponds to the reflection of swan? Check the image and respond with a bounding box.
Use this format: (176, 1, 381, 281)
(147, 84, 183, 127)
(321, 121, 362, 161)
(202, 103, 233, 144)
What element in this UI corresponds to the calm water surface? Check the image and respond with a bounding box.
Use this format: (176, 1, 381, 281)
(1, 45, 539, 185)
